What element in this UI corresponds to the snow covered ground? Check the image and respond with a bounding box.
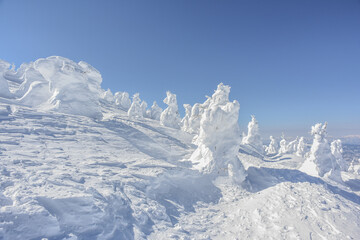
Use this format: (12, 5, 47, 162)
(0, 57, 360, 239)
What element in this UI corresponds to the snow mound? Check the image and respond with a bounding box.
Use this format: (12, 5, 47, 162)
(128, 93, 143, 119)
(2, 56, 103, 118)
(190, 83, 247, 183)
(0, 60, 13, 98)
(266, 136, 279, 155)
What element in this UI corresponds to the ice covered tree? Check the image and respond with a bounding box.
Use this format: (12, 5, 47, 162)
(278, 135, 288, 155)
(127, 93, 143, 119)
(0, 60, 13, 98)
(140, 100, 148, 118)
(266, 136, 279, 155)
(296, 137, 307, 157)
(102, 89, 114, 102)
(348, 158, 360, 175)
(286, 137, 299, 154)
(160, 91, 181, 129)
(181, 104, 192, 132)
(150, 101, 162, 120)
(300, 122, 341, 180)
(331, 139, 346, 171)
(114, 92, 131, 111)
(242, 115, 263, 154)
(189, 83, 247, 184)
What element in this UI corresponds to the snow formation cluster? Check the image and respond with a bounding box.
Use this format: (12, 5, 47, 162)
(160, 91, 181, 129)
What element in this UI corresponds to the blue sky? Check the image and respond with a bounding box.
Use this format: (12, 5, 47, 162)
(0, 0, 359, 137)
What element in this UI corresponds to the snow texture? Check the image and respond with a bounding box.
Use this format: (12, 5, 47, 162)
(160, 91, 181, 129)
(0, 60, 13, 98)
(331, 139, 346, 171)
(0, 57, 359, 240)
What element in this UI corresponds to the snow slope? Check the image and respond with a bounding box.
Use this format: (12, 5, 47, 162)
(0, 57, 360, 239)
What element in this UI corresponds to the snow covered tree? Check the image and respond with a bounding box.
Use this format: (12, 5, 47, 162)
(266, 136, 279, 155)
(181, 104, 192, 132)
(242, 115, 263, 154)
(102, 89, 114, 102)
(140, 100, 148, 118)
(114, 92, 132, 111)
(127, 93, 143, 119)
(296, 137, 307, 157)
(286, 137, 299, 154)
(150, 101, 162, 120)
(300, 122, 341, 180)
(189, 83, 247, 184)
(348, 158, 360, 174)
(331, 139, 346, 171)
(0, 60, 13, 98)
(278, 135, 288, 155)
(160, 91, 181, 129)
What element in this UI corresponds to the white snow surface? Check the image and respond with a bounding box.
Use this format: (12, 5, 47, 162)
(242, 115, 264, 154)
(0, 57, 359, 240)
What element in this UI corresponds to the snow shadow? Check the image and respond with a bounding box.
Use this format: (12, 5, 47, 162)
(246, 167, 360, 205)
(100, 120, 171, 161)
(146, 171, 222, 224)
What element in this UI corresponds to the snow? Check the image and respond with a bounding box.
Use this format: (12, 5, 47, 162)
(266, 136, 279, 155)
(242, 115, 264, 154)
(0, 57, 359, 240)
(149, 101, 162, 121)
(300, 123, 341, 182)
(189, 83, 247, 183)
(127, 93, 143, 119)
(160, 91, 181, 129)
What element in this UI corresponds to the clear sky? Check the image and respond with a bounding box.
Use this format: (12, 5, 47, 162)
(0, 0, 359, 138)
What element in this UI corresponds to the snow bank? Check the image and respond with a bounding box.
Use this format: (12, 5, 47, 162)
(102, 89, 114, 102)
(2, 56, 103, 118)
(300, 122, 340, 180)
(286, 137, 299, 154)
(242, 115, 263, 154)
(189, 83, 247, 183)
(160, 91, 181, 129)
(266, 136, 279, 155)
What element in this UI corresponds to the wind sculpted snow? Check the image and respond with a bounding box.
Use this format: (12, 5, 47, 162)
(0, 57, 359, 239)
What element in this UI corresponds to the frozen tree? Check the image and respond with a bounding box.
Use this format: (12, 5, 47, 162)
(242, 115, 263, 153)
(300, 122, 341, 180)
(102, 89, 114, 102)
(160, 91, 181, 129)
(187, 103, 202, 134)
(190, 83, 247, 184)
(181, 104, 192, 132)
(150, 101, 162, 120)
(266, 136, 279, 155)
(331, 139, 346, 171)
(278, 135, 288, 155)
(296, 137, 307, 157)
(286, 137, 299, 154)
(140, 100, 148, 118)
(348, 158, 360, 174)
(114, 92, 132, 111)
(0, 60, 13, 98)
(127, 93, 143, 119)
